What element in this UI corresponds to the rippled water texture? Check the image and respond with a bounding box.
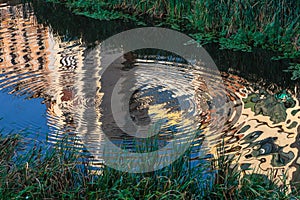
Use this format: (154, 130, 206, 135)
(1, 1, 300, 182)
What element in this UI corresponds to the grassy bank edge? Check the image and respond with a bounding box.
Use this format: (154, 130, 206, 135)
(45, 0, 300, 80)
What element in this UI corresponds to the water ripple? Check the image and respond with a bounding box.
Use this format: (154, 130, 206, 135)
(1, 0, 300, 183)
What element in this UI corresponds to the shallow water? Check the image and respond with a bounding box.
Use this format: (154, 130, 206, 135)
(0, 1, 300, 181)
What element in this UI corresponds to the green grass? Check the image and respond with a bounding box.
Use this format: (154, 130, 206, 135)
(0, 134, 298, 199)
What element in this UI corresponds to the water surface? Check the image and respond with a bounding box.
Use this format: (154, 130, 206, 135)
(1, 0, 300, 183)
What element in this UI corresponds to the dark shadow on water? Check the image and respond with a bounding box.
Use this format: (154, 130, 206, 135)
(204, 43, 297, 89)
(31, 0, 138, 46)
(31, 0, 298, 90)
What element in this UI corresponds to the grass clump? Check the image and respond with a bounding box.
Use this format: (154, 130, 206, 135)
(0, 134, 212, 199)
(0, 134, 298, 199)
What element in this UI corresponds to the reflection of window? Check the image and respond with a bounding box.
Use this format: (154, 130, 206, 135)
(60, 55, 77, 71)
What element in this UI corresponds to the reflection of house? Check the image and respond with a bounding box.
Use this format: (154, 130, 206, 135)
(0, 3, 93, 164)
(2, 1, 300, 185)
(0, 1, 103, 167)
(0, 3, 51, 96)
(0, 2, 207, 169)
(0, 2, 85, 139)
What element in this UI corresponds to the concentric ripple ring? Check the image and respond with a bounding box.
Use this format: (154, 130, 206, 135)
(81, 27, 228, 173)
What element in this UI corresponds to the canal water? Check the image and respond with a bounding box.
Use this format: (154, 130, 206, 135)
(0, 1, 300, 182)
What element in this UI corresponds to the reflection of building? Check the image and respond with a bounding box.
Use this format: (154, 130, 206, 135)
(45, 38, 85, 137)
(0, 3, 51, 96)
(0, 0, 103, 167)
(0, 1, 85, 139)
(0, 2, 92, 161)
(2, 0, 300, 186)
